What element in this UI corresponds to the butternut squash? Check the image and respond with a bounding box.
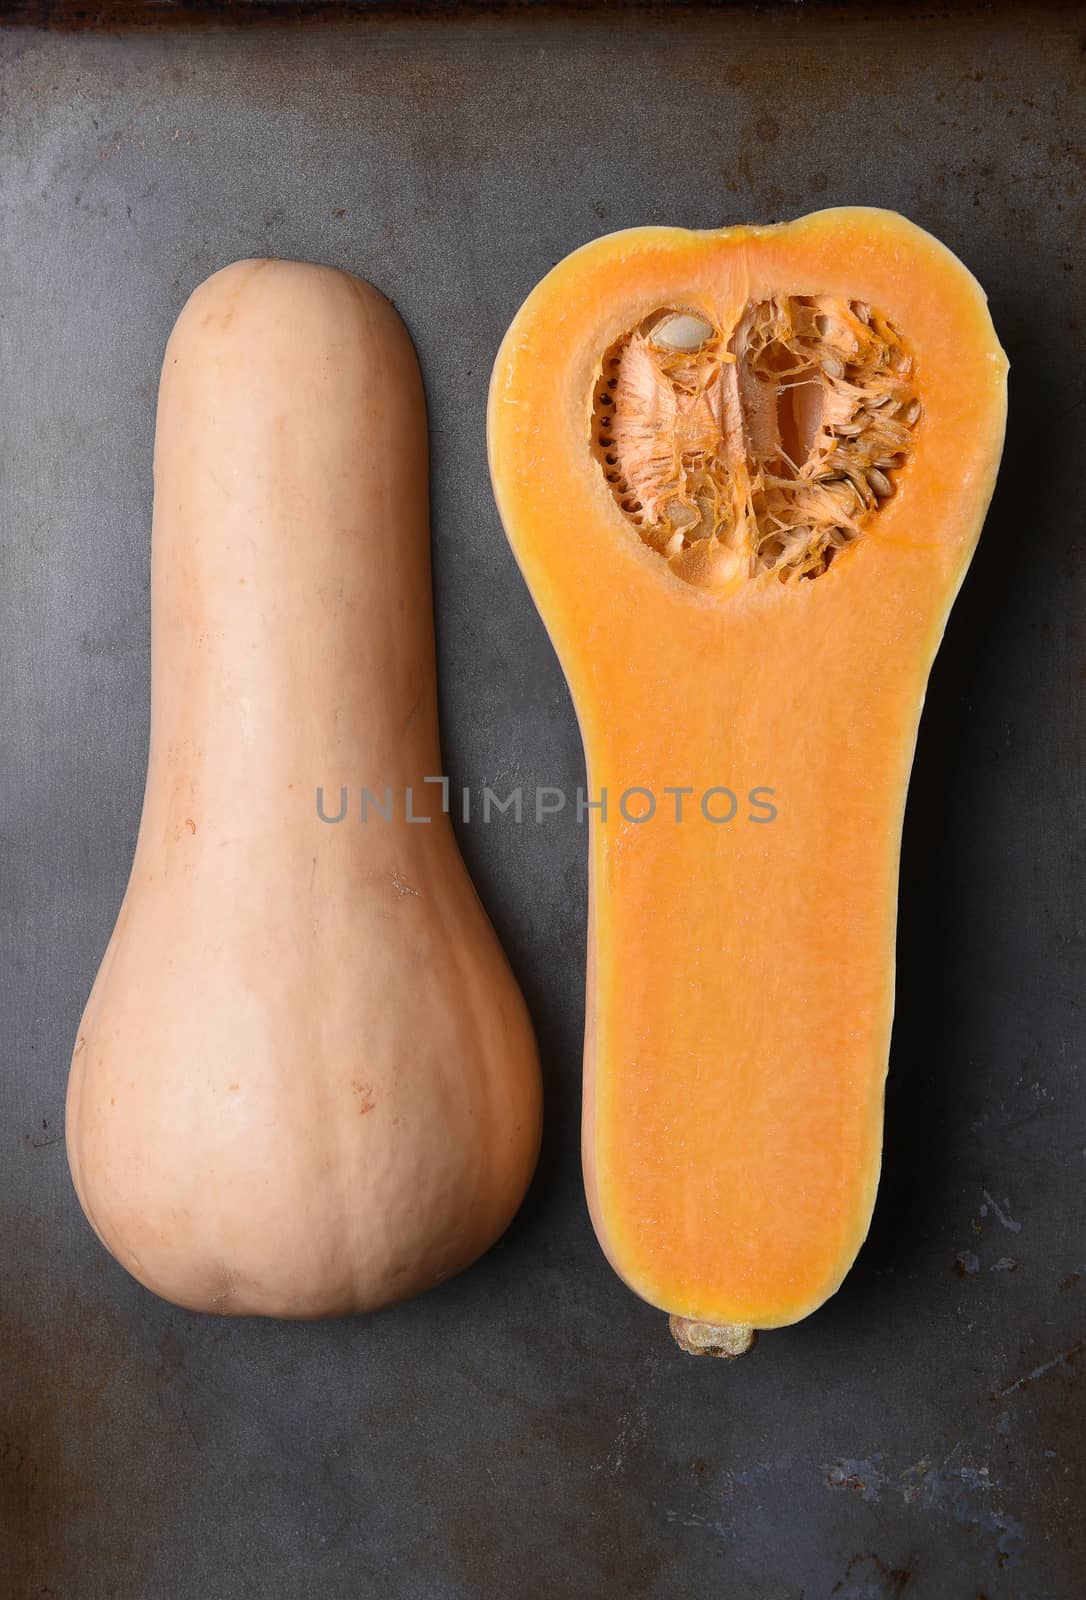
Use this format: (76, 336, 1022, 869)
(67, 259, 542, 1317)
(488, 208, 1006, 1349)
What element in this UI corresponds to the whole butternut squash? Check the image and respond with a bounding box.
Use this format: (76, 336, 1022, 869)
(67, 259, 542, 1318)
(488, 209, 1007, 1350)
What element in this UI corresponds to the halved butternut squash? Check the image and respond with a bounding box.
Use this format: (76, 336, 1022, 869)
(488, 208, 1006, 1348)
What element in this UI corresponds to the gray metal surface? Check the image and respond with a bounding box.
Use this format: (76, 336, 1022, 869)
(1, 8, 1083, 1598)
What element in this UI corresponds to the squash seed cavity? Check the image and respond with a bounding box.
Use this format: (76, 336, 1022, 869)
(591, 296, 920, 588)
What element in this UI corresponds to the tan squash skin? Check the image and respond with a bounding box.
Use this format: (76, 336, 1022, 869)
(489, 209, 1007, 1343)
(67, 259, 542, 1317)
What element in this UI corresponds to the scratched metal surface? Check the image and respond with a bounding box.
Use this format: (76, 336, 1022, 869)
(1, 7, 1083, 1598)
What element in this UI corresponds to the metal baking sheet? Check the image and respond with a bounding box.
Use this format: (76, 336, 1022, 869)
(2, 6, 1083, 1597)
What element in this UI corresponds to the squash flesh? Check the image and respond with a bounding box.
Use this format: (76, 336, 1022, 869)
(489, 209, 1007, 1330)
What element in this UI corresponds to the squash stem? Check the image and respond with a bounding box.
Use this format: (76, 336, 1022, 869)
(668, 1316, 756, 1359)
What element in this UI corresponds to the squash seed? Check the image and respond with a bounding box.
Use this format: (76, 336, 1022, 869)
(649, 312, 716, 353)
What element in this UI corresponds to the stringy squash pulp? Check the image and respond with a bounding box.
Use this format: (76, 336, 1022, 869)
(595, 292, 920, 587)
(488, 209, 1007, 1344)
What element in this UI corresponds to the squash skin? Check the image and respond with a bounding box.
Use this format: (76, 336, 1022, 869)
(67, 259, 542, 1318)
(488, 209, 1007, 1332)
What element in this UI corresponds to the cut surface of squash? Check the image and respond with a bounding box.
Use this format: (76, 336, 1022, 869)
(488, 209, 1006, 1333)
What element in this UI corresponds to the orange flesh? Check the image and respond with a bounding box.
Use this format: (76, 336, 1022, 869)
(488, 210, 1007, 1330)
